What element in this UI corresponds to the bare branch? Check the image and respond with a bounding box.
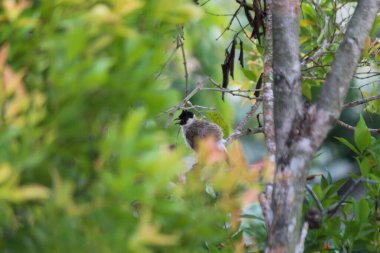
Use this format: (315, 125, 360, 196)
(336, 120, 380, 134)
(216, 6, 242, 40)
(225, 102, 262, 145)
(165, 82, 205, 128)
(344, 94, 380, 108)
(225, 127, 264, 145)
(235, 0, 253, 11)
(326, 177, 362, 217)
(207, 78, 263, 100)
(177, 27, 189, 96)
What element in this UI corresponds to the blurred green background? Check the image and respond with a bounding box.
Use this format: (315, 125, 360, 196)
(0, 0, 379, 252)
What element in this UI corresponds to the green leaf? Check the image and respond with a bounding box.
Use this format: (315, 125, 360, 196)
(301, 83, 312, 100)
(312, 183, 323, 200)
(241, 69, 256, 81)
(335, 137, 359, 154)
(370, 16, 380, 36)
(206, 111, 230, 138)
(355, 199, 370, 226)
(354, 116, 371, 153)
(358, 157, 371, 176)
(321, 175, 329, 190)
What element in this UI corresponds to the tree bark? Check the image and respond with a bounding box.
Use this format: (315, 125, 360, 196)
(263, 0, 276, 159)
(265, 1, 379, 252)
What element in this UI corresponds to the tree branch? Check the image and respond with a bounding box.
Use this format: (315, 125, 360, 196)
(165, 82, 205, 128)
(207, 78, 263, 100)
(313, 0, 379, 148)
(306, 184, 324, 213)
(336, 120, 380, 134)
(177, 27, 189, 96)
(262, 0, 276, 159)
(225, 127, 264, 145)
(225, 101, 263, 145)
(326, 177, 362, 217)
(343, 94, 380, 108)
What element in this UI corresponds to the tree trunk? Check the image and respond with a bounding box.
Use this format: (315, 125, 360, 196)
(265, 1, 379, 252)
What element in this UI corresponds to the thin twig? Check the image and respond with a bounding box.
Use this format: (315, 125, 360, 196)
(306, 184, 324, 213)
(216, 6, 242, 40)
(326, 177, 362, 217)
(301, 1, 330, 67)
(225, 127, 263, 145)
(155, 47, 179, 80)
(354, 73, 380, 79)
(201, 88, 261, 100)
(178, 27, 189, 96)
(225, 102, 262, 144)
(207, 78, 263, 100)
(336, 120, 380, 134)
(343, 94, 380, 108)
(165, 82, 205, 128)
(362, 178, 378, 184)
(184, 105, 216, 110)
(200, 0, 212, 7)
(235, 0, 253, 10)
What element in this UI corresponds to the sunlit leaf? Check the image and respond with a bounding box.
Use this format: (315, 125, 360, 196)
(354, 115, 371, 153)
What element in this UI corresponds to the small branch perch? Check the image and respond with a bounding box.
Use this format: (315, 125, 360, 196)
(336, 120, 380, 134)
(343, 94, 380, 108)
(165, 82, 205, 128)
(225, 102, 262, 145)
(177, 27, 189, 96)
(326, 177, 362, 217)
(225, 127, 263, 145)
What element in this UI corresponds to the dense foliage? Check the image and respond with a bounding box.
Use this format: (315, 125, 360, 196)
(0, 0, 379, 253)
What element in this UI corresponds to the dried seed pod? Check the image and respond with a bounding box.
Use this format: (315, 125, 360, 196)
(238, 39, 244, 68)
(221, 62, 229, 101)
(229, 38, 237, 79)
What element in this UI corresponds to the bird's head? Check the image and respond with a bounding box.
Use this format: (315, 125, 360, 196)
(175, 110, 194, 126)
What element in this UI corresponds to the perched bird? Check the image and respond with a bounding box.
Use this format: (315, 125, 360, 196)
(176, 110, 226, 152)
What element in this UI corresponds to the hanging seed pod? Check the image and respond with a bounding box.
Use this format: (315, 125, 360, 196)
(229, 38, 237, 79)
(221, 62, 230, 101)
(238, 39, 244, 68)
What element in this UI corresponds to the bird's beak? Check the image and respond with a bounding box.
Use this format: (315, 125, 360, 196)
(174, 117, 180, 125)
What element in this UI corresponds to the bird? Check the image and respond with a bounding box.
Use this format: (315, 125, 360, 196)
(176, 110, 226, 153)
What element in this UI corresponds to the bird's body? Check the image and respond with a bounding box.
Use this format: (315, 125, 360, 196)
(177, 110, 226, 152)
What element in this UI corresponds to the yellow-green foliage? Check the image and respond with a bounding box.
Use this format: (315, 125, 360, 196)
(0, 1, 261, 252)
